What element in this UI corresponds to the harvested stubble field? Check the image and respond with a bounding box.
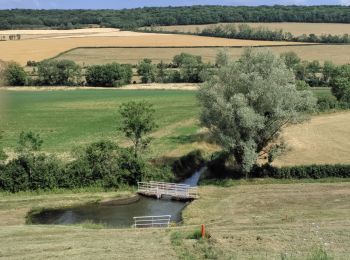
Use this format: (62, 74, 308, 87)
(147, 22, 350, 36)
(274, 111, 350, 166)
(55, 44, 350, 65)
(0, 28, 306, 65)
(0, 28, 148, 40)
(0, 182, 349, 259)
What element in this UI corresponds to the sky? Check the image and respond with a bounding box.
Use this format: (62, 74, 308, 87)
(0, 0, 349, 9)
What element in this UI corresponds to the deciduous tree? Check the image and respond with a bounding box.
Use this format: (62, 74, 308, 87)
(198, 49, 316, 176)
(118, 101, 157, 158)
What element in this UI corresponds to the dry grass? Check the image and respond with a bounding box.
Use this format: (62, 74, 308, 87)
(274, 111, 350, 166)
(56, 44, 350, 65)
(0, 29, 306, 65)
(149, 22, 350, 36)
(0, 226, 176, 259)
(183, 183, 350, 259)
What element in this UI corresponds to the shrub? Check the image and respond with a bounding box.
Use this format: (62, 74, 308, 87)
(26, 60, 37, 67)
(3, 62, 27, 86)
(250, 164, 350, 179)
(1, 154, 61, 192)
(317, 95, 338, 112)
(137, 59, 157, 83)
(172, 53, 202, 68)
(37, 60, 82, 86)
(86, 63, 132, 87)
(330, 64, 350, 104)
(64, 141, 149, 188)
(17, 131, 43, 153)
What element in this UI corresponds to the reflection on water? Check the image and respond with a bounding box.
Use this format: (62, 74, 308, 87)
(30, 168, 205, 228)
(30, 197, 188, 228)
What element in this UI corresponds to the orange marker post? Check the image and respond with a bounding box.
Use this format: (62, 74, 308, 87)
(201, 224, 205, 239)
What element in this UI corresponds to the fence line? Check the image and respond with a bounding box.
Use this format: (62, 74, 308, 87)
(137, 181, 198, 199)
(133, 215, 171, 228)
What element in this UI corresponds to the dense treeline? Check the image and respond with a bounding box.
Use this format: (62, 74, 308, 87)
(184, 24, 350, 44)
(1, 53, 211, 86)
(1, 6, 350, 30)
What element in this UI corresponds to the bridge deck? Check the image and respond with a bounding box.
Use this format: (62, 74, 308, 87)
(137, 181, 198, 200)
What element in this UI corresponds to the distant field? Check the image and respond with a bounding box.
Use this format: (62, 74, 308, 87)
(0, 28, 155, 40)
(0, 29, 307, 65)
(55, 45, 350, 65)
(148, 22, 350, 36)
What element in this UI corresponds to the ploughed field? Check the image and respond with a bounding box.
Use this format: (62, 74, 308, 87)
(1, 88, 349, 166)
(0, 28, 307, 65)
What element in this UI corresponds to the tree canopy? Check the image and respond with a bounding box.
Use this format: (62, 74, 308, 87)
(198, 49, 316, 175)
(1, 6, 350, 30)
(118, 101, 157, 158)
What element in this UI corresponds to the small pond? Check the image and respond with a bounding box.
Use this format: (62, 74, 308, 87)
(29, 168, 205, 228)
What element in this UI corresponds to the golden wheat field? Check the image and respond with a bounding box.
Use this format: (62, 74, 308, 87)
(0, 29, 307, 65)
(149, 22, 350, 36)
(56, 44, 350, 65)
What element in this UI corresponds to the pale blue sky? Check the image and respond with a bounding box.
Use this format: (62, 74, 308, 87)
(0, 0, 349, 9)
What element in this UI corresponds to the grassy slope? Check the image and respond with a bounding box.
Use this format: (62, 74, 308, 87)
(182, 182, 350, 259)
(0, 182, 349, 259)
(0, 89, 203, 158)
(0, 88, 340, 162)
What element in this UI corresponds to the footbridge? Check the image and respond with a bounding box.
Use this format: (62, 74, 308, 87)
(137, 181, 198, 200)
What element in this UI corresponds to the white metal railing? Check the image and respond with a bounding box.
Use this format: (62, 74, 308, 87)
(133, 215, 171, 228)
(137, 181, 198, 199)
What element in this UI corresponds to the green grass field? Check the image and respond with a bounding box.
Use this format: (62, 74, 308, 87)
(0, 88, 333, 159)
(1, 89, 201, 158)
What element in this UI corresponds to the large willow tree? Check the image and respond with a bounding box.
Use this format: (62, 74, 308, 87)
(198, 49, 316, 175)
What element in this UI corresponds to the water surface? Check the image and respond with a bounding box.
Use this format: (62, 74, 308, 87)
(29, 168, 204, 228)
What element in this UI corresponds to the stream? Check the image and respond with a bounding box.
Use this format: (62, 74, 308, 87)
(29, 168, 205, 228)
